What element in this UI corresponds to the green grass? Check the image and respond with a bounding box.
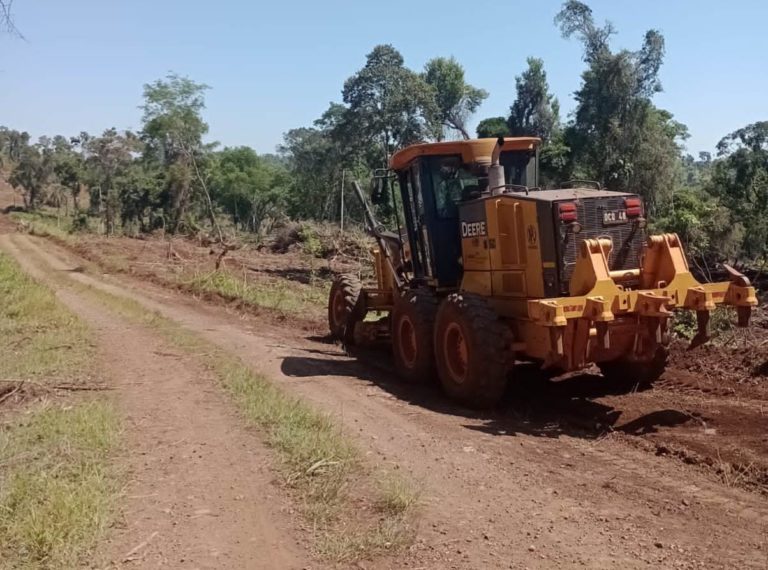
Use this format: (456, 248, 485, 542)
(70, 279, 417, 562)
(0, 253, 91, 383)
(10, 211, 76, 243)
(0, 253, 119, 569)
(181, 269, 328, 317)
(0, 402, 119, 569)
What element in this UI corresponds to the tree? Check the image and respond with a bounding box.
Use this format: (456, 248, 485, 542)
(0, 0, 21, 36)
(280, 124, 345, 221)
(709, 121, 768, 259)
(141, 73, 210, 232)
(555, 0, 684, 213)
(508, 57, 560, 141)
(9, 142, 53, 209)
(423, 57, 487, 140)
(114, 163, 163, 233)
(51, 137, 86, 211)
(0, 127, 30, 168)
(476, 117, 510, 139)
(84, 128, 142, 232)
(654, 186, 743, 271)
(342, 45, 438, 161)
(208, 146, 289, 234)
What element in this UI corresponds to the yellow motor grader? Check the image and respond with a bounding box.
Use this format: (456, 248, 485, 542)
(328, 137, 758, 408)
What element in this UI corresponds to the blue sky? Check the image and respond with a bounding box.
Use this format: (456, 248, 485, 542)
(1, 0, 766, 156)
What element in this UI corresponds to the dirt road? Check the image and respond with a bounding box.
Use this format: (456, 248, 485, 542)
(0, 233, 311, 569)
(3, 231, 768, 569)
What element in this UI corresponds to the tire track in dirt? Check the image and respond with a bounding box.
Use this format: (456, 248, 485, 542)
(0, 234, 311, 570)
(10, 232, 768, 569)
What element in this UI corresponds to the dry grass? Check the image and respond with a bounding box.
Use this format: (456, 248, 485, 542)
(0, 253, 119, 569)
(375, 471, 422, 516)
(181, 269, 328, 317)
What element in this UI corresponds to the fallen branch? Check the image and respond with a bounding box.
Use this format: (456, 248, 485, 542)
(0, 381, 23, 404)
(0, 379, 111, 392)
(52, 384, 113, 392)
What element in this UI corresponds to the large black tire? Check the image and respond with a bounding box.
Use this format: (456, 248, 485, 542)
(433, 293, 513, 409)
(598, 345, 669, 388)
(328, 274, 363, 343)
(392, 290, 438, 383)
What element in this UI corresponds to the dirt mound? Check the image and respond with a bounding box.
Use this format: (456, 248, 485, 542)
(668, 338, 768, 386)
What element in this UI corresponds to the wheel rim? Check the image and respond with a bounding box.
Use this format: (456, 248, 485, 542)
(444, 322, 468, 384)
(331, 289, 346, 329)
(397, 315, 418, 368)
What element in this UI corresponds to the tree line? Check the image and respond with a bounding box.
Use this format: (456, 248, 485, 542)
(0, 0, 765, 266)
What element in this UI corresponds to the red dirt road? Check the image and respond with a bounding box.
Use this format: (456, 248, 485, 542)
(3, 231, 768, 569)
(0, 233, 311, 569)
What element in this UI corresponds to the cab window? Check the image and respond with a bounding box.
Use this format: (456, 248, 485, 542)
(500, 150, 537, 187)
(427, 156, 481, 219)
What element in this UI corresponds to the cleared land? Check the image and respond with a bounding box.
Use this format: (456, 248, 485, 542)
(2, 210, 768, 568)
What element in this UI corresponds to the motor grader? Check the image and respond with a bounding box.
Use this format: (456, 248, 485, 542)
(328, 137, 758, 408)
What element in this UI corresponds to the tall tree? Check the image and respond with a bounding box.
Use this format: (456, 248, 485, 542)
(51, 136, 86, 211)
(141, 73, 210, 232)
(555, 0, 684, 212)
(423, 57, 487, 140)
(342, 45, 438, 162)
(508, 57, 560, 141)
(8, 142, 53, 209)
(84, 128, 141, 232)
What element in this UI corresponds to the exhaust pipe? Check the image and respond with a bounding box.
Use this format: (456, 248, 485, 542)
(489, 136, 506, 195)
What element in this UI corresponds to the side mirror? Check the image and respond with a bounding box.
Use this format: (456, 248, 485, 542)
(370, 174, 389, 206)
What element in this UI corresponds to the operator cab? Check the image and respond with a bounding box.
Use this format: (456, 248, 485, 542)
(389, 138, 541, 288)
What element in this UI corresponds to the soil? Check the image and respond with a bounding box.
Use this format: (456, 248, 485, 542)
(0, 233, 312, 569)
(3, 185, 768, 569)
(3, 227, 768, 569)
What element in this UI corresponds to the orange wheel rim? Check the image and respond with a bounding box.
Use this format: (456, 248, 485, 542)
(332, 289, 346, 328)
(398, 315, 417, 368)
(444, 322, 468, 383)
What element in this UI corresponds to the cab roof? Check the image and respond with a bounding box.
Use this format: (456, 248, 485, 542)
(389, 137, 541, 171)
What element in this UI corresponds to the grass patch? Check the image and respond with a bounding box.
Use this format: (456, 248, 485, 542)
(375, 472, 422, 516)
(10, 211, 76, 243)
(69, 278, 418, 562)
(181, 269, 327, 317)
(0, 402, 119, 569)
(0, 253, 91, 384)
(0, 252, 119, 569)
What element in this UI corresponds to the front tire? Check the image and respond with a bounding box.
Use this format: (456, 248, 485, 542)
(392, 290, 438, 383)
(328, 274, 363, 343)
(433, 293, 512, 409)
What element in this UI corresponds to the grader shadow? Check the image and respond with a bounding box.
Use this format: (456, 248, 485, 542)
(280, 344, 698, 441)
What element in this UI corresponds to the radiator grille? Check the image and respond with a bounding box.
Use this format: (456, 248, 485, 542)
(557, 196, 645, 294)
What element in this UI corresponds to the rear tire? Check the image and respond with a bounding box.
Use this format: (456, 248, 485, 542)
(598, 346, 669, 388)
(392, 290, 438, 383)
(328, 274, 363, 343)
(434, 293, 512, 409)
